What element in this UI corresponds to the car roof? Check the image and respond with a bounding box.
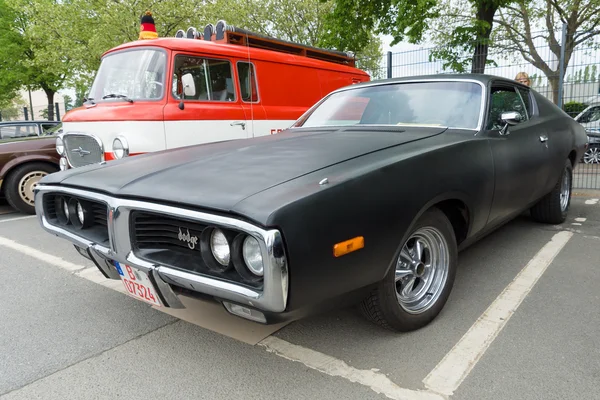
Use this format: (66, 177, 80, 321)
(336, 73, 529, 92)
(0, 120, 60, 125)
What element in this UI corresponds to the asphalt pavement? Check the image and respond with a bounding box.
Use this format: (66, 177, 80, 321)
(0, 192, 599, 400)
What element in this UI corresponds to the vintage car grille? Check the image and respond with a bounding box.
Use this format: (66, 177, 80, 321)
(64, 134, 103, 167)
(131, 211, 263, 288)
(43, 192, 109, 246)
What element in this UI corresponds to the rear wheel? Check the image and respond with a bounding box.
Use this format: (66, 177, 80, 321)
(530, 159, 572, 224)
(4, 162, 57, 214)
(360, 208, 458, 332)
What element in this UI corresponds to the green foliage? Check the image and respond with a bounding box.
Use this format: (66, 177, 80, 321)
(63, 95, 73, 112)
(205, 0, 383, 77)
(563, 101, 589, 118)
(0, 0, 27, 106)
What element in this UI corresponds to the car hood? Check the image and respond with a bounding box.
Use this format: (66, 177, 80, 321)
(42, 127, 446, 213)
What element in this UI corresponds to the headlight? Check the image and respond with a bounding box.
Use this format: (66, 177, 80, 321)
(112, 136, 129, 159)
(56, 137, 65, 155)
(210, 229, 230, 266)
(55, 196, 70, 225)
(242, 236, 264, 276)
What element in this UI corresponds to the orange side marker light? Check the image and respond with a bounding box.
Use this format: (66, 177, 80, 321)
(333, 236, 365, 257)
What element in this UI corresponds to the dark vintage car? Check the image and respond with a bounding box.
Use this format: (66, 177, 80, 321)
(1, 122, 62, 214)
(34, 75, 587, 331)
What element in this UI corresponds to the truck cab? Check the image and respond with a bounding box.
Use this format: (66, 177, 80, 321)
(57, 21, 371, 170)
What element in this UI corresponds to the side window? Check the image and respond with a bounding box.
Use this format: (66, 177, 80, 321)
(237, 62, 259, 103)
(516, 87, 532, 118)
(171, 55, 235, 102)
(0, 124, 38, 139)
(41, 124, 59, 135)
(487, 86, 528, 130)
(579, 106, 600, 123)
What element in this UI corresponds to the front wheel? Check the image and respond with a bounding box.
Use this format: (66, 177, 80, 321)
(360, 208, 458, 332)
(4, 162, 57, 214)
(530, 159, 572, 224)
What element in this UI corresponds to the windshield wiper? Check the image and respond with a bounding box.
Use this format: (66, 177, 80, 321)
(102, 93, 133, 103)
(83, 97, 95, 104)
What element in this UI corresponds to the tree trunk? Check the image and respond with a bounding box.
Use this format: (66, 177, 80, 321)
(471, 2, 498, 74)
(548, 74, 559, 105)
(42, 86, 55, 121)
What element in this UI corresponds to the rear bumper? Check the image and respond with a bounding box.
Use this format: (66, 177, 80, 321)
(34, 184, 289, 322)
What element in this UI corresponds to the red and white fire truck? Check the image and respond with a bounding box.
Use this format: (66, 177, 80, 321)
(56, 21, 371, 170)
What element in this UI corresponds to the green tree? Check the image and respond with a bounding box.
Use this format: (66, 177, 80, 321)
(584, 66, 590, 83)
(205, 0, 384, 77)
(0, 0, 27, 107)
(493, 0, 600, 104)
(63, 95, 73, 112)
(324, 0, 512, 74)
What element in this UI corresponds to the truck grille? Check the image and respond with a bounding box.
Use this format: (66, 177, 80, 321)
(64, 134, 103, 167)
(133, 211, 208, 253)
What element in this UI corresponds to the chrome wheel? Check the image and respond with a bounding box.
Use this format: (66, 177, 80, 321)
(583, 146, 600, 164)
(560, 167, 571, 212)
(395, 227, 450, 314)
(18, 171, 47, 206)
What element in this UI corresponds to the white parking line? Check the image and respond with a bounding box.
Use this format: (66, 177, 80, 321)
(422, 230, 573, 396)
(575, 217, 587, 222)
(585, 198, 599, 205)
(0, 215, 36, 223)
(260, 336, 443, 400)
(0, 236, 89, 273)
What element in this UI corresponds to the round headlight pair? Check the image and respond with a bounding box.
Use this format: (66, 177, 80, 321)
(54, 196, 90, 229)
(56, 137, 65, 156)
(112, 136, 129, 159)
(206, 228, 263, 277)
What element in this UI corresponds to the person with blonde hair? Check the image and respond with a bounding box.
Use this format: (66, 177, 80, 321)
(515, 72, 530, 86)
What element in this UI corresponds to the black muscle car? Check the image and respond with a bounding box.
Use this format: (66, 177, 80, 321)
(34, 75, 587, 332)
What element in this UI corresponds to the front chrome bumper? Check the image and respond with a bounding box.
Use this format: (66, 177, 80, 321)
(34, 185, 289, 315)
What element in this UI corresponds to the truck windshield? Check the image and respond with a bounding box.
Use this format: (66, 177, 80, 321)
(88, 49, 167, 102)
(293, 81, 483, 130)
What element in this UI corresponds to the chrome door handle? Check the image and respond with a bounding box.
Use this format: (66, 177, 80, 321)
(230, 121, 246, 130)
(539, 135, 548, 142)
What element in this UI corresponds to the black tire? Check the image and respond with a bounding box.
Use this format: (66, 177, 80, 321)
(360, 208, 458, 332)
(530, 159, 572, 224)
(4, 162, 57, 214)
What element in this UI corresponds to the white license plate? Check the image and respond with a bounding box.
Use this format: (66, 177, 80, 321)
(114, 262, 161, 307)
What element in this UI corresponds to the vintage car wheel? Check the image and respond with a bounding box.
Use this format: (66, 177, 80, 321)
(4, 162, 57, 214)
(360, 208, 457, 332)
(530, 159, 572, 224)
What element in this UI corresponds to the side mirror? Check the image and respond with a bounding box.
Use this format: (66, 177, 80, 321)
(499, 111, 522, 135)
(182, 73, 196, 97)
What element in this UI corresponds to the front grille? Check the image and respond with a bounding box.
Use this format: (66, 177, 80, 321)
(131, 211, 263, 289)
(43, 193, 109, 246)
(64, 134, 103, 167)
(133, 212, 208, 253)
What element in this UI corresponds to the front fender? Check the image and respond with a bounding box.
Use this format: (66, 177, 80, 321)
(0, 155, 59, 181)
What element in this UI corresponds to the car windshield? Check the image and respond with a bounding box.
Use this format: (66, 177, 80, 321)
(87, 49, 167, 101)
(294, 81, 483, 130)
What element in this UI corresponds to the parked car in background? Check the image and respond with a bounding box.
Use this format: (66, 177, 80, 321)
(34, 75, 586, 332)
(574, 97, 600, 163)
(1, 122, 62, 214)
(0, 120, 61, 139)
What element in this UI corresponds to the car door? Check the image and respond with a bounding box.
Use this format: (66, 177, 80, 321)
(163, 54, 248, 149)
(484, 82, 548, 225)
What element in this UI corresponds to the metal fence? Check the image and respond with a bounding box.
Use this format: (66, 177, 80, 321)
(359, 24, 600, 190)
(0, 103, 62, 122)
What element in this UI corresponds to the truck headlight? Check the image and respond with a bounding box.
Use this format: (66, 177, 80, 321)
(56, 137, 65, 155)
(112, 136, 129, 159)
